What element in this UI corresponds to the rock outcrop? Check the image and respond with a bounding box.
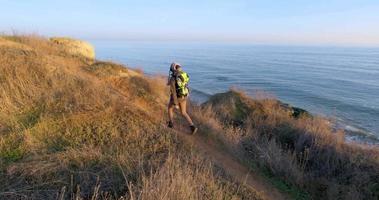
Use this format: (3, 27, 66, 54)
(50, 37, 95, 59)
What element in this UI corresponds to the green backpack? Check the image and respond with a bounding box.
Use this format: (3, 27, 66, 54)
(176, 71, 190, 97)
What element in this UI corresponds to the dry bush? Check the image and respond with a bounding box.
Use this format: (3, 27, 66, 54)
(201, 90, 379, 200)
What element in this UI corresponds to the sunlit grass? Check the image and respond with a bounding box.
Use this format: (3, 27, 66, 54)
(0, 35, 263, 200)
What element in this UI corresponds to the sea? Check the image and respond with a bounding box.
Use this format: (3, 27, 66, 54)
(91, 40, 379, 144)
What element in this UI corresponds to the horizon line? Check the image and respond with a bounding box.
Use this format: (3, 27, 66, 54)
(2, 30, 379, 48)
(86, 37, 379, 48)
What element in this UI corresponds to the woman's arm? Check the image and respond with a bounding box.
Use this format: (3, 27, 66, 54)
(169, 77, 179, 105)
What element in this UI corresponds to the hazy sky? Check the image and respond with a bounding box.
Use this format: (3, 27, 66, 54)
(1, 0, 379, 46)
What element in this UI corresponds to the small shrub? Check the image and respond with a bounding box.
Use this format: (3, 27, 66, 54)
(202, 89, 379, 200)
(0, 133, 25, 163)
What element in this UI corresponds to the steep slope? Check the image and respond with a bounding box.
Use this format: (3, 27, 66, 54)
(2, 35, 377, 200)
(174, 125, 290, 200)
(197, 90, 379, 200)
(0, 35, 265, 200)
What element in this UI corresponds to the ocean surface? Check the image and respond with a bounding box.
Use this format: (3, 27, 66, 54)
(91, 40, 379, 143)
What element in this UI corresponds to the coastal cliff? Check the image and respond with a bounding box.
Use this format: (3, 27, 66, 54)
(0, 35, 378, 200)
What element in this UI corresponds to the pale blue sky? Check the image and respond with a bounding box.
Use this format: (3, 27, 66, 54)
(1, 0, 379, 46)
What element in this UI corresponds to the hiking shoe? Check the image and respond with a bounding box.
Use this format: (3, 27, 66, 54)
(190, 125, 198, 135)
(167, 121, 174, 128)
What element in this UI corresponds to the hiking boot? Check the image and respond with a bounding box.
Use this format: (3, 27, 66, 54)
(190, 125, 198, 135)
(167, 121, 174, 128)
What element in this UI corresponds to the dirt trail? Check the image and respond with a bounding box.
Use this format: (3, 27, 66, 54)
(174, 128, 290, 200)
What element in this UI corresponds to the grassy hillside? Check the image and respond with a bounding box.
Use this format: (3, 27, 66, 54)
(0, 35, 262, 200)
(199, 90, 379, 199)
(1, 35, 378, 200)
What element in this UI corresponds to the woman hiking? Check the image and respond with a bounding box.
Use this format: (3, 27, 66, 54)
(167, 62, 198, 134)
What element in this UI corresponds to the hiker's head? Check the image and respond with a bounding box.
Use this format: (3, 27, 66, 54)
(170, 62, 181, 73)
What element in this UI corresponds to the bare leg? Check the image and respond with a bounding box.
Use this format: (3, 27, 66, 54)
(179, 99, 194, 126)
(168, 103, 175, 123)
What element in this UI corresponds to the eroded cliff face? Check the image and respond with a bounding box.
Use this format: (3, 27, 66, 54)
(50, 37, 95, 59)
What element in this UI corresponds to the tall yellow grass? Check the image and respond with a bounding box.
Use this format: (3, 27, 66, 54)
(0, 35, 262, 200)
(196, 90, 379, 199)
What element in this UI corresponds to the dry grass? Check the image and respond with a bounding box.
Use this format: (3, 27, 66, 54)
(198, 90, 379, 200)
(0, 35, 262, 200)
(131, 153, 262, 200)
(5, 34, 377, 200)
